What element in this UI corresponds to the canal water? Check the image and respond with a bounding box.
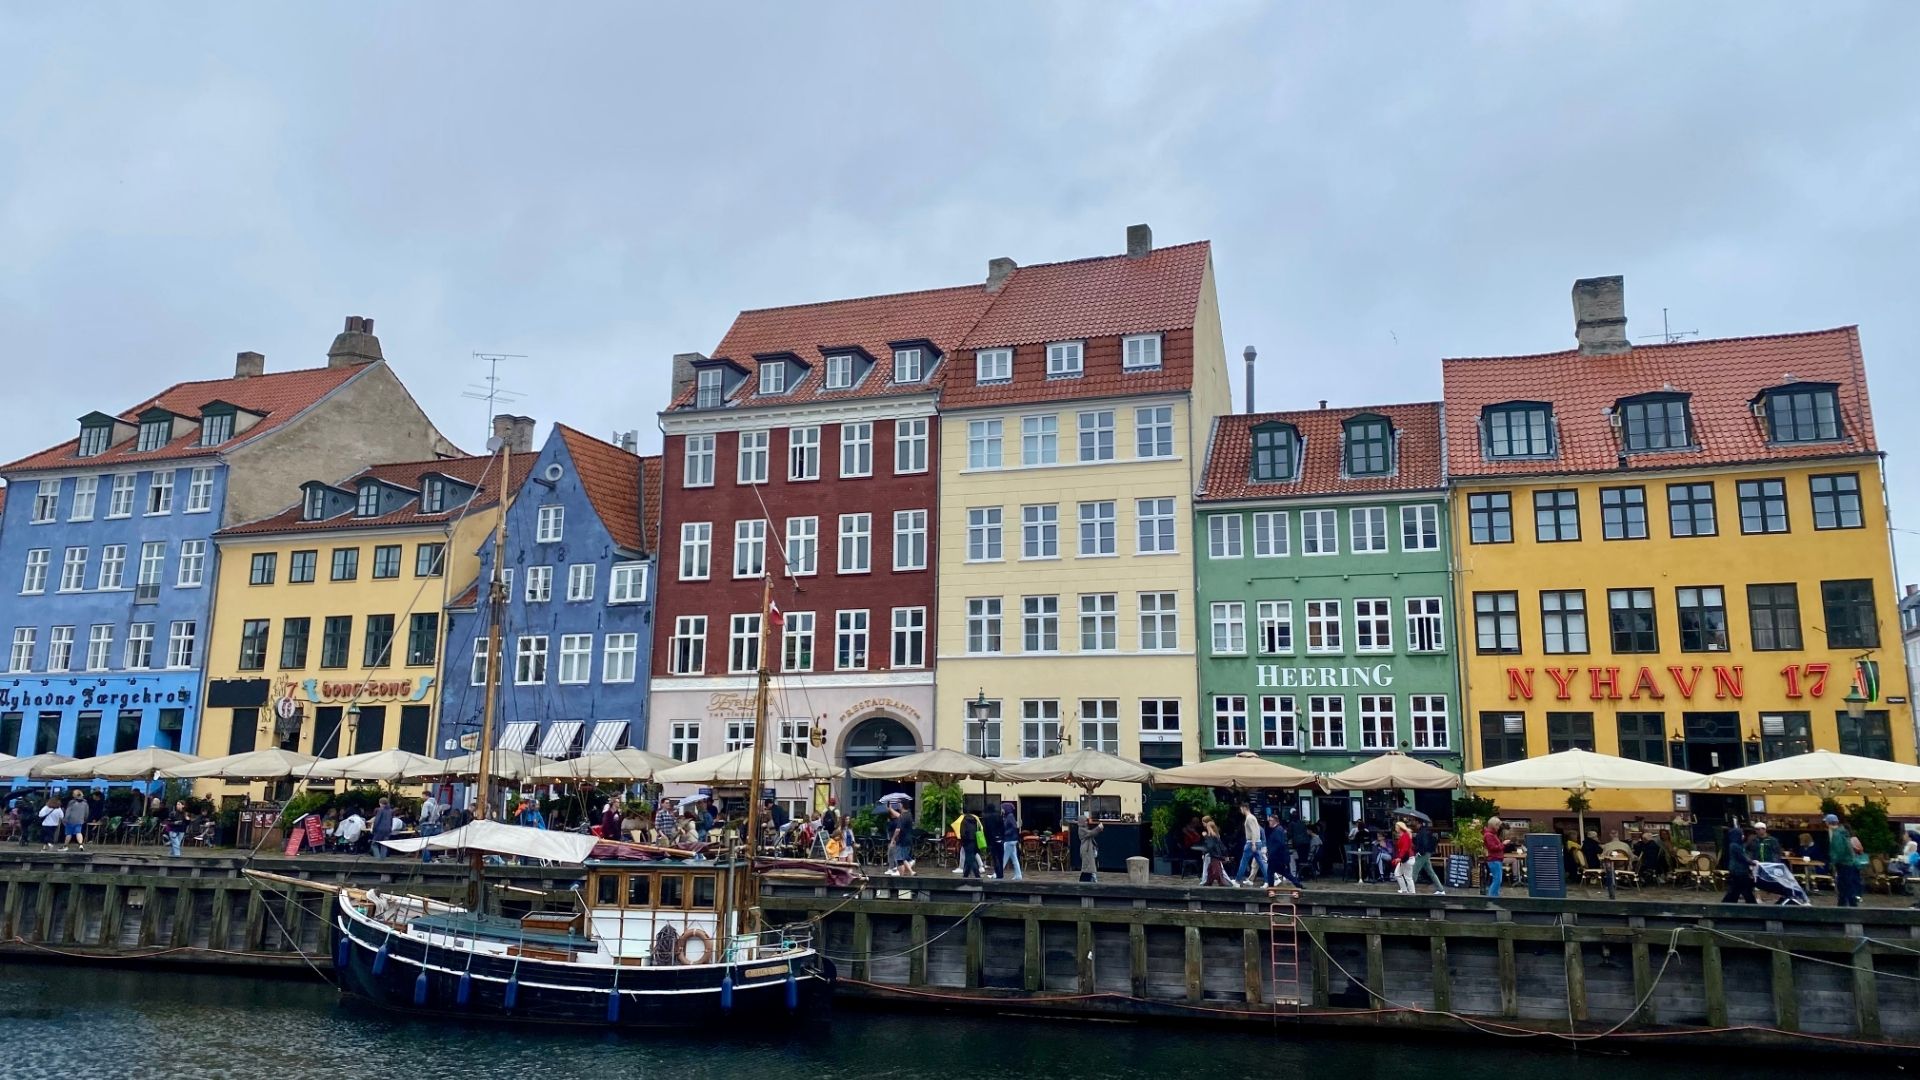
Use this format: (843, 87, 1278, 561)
(0, 964, 1887, 1078)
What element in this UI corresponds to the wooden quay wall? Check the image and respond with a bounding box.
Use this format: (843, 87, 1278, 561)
(1, 852, 1916, 1055)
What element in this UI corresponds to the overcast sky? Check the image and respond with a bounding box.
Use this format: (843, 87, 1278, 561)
(3, 4, 1917, 564)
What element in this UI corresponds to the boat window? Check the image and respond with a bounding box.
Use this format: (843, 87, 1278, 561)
(691, 875, 716, 909)
(595, 874, 619, 906)
(658, 874, 685, 909)
(625, 874, 651, 907)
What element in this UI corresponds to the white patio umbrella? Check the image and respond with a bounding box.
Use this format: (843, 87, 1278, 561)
(5, 753, 75, 780)
(1464, 748, 1707, 834)
(999, 748, 1158, 797)
(306, 748, 442, 782)
(528, 748, 680, 782)
(655, 746, 843, 785)
(851, 748, 1004, 785)
(1153, 752, 1322, 790)
(45, 747, 201, 782)
(1705, 751, 1920, 797)
(160, 747, 322, 781)
(403, 749, 547, 782)
(1324, 752, 1463, 791)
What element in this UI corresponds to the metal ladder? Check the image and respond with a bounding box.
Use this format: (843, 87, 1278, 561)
(1266, 896, 1304, 1011)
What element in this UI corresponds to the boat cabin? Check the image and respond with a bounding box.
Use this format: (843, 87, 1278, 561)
(583, 858, 739, 966)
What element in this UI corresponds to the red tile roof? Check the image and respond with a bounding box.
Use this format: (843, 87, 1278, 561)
(218, 452, 534, 536)
(669, 240, 1211, 414)
(670, 285, 993, 410)
(640, 453, 663, 553)
(554, 424, 657, 554)
(1199, 402, 1445, 501)
(1, 364, 364, 473)
(1442, 327, 1874, 478)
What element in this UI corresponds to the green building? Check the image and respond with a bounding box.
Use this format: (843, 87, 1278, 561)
(1194, 402, 1462, 828)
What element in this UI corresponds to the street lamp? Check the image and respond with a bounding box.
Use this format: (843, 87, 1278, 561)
(1844, 685, 1868, 721)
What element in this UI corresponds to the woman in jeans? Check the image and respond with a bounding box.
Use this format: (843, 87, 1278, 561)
(1481, 817, 1506, 897)
(1391, 820, 1417, 894)
(1200, 818, 1232, 886)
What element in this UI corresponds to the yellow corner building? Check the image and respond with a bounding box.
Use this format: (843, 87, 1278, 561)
(933, 230, 1230, 818)
(1445, 277, 1916, 831)
(198, 453, 524, 799)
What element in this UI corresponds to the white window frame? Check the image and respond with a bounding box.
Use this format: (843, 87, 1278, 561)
(9, 628, 36, 673)
(470, 639, 492, 686)
(175, 540, 205, 588)
(1406, 597, 1444, 653)
(1257, 600, 1294, 654)
(1020, 414, 1058, 466)
(834, 609, 869, 671)
(1210, 601, 1247, 655)
(1021, 504, 1059, 559)
(1077, 409, 1114, 462)
(567, 563, 595, 602)
(892, 509, 927, 571)
(1079, 593, 1118, 652)
(1301, 509, 1338, 555)
(1252, 511, 1289, 557)
(1078, 501, 1116, 557)
(1135, 405, 1174, 459)
(781, 611, 815, 672)
(1400, 504, 1440, 552)
(165, 620, 197, 670)
(1021, 595, 1060, 653)
(1213, 695, 1249, 749)
(1410, 695, 1451, 751)
(966, 507, 1003, 562)
(976, 348, 1012, 384)
(678, 523, 711, 581)
(98, 545, 125, 590)
(558, 633, 593, 685)
(733, 519, 767, 579)
(729, 614, 762, 674)
(1020, 699, 1062, 759)
(1260, 695, 1299, 751)
(31, 479, 58, 523)
(1351, 506, 1389, 554)
(1308, 695, 1346, 751)
(894, 418, 928, 475)
(609, 561, 648, 604)
(670, 616, 707, 675)
(736, 430, 770, 485)
(125, 623, 154, 670)
(69, 476, 97, 522)
(839, 421, 873, 478)
(58, 546, 88, 593)
(1079, 699, 1120, 754)
(1359, 695, 1397, 751)
(694, 368, 724, 409)
(106, 474, 135, 518)
(893, 347, 924, 384)
(837, 513, 871, 574)
(85, 624, 113, 672)
(20, 549, 49, 595)
(46, 625, 74, 673)
(683, 434, 716, 487)
(146, 470, 173, 515)
(514, 635, 549, 684)
(824, 353, 854, 390)
(1306, 599, 1343, 654)
(785, 516, 818, 577)
(891, 606, 926, 668)
(669, 721, 701, 762)
(1354, 597, 1392, 654)
(788, 426, 820, 481)
(1045, 341, 1084, 377)
(1140, 699, 1182, 741)
(967, 418, 1003, 469)
(965, 699, 1002, 759)
(536, 504, 564, 543)
(758, 362, 786, 395)
(1136, 497, 1176, 554)
(966, 598, 1002, 655)
(185, 467, 214, 513)
(1122, 333, 1163, 371)
(1139, 592, 1178, 651)
(524, 565, 553, 603)
(1207, 515, 1243, 559)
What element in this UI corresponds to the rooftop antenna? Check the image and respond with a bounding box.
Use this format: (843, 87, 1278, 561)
(461, 352, 527, 440)
(1635, 307, 1698, 345)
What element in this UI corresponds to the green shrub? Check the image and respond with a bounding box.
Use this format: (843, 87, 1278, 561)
(1847, 797, 1898, 858)
(1151, 786, 1232, 848)
(921, 781, 965, 829)
(1453, 794, 1499, 824)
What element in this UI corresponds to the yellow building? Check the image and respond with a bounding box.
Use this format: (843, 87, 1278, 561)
(933, 228, 1230, 818)
(1444, 276, 1917, 832)
(198, 449, 528, 799)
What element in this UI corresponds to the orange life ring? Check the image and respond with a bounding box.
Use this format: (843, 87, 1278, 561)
(674, 927, 713, 966)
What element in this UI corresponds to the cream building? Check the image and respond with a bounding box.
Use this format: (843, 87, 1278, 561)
(934, 227, 1230, 820)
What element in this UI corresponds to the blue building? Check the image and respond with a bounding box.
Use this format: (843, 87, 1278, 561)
(441, 422, 661, 761)
(0, 318, 454, 776)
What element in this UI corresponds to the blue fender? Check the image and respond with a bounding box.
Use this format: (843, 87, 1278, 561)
(456, 971, 472, 1007)
(413, 969, 429, 1006)
(786, 968, 799, 1011)
(504, 973, 519, 1011)
(371, 942, 389, 976)
(720, 973, 734, 1012)
(606, 988, 622, 1023)
(334, 936, 350, 970)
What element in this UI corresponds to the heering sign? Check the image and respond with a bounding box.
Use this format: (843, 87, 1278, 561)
(1256, 664, 1395, 689)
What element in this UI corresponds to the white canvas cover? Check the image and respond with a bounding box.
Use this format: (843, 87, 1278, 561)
(999, 748, 1158, 788)
(306, 748, 443, 781)
(1153, 752, 1321, 790)
(537, 720, 584, 759)
(44, 747, 200, 781)
(585, 720, 629, 753)
(529, 747, 678, 781)
(1323, 752, 1463, 791)
(376, 819, 599, 863)
(849, 748, 1004, 783)
(1705, 750, 1920, 795)
(1463, 748, 1707, 791)
(161, 747, 321, 780)
(405, 749, 546, 781)
(655, 746, 843, 784)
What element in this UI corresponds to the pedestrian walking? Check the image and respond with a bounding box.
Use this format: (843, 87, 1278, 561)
(1391, 820, 1417, 894)
(1200, 818, 1232, 886)
(1265, 809, 1303, 888)
(370, 798, 395, 859)
(38, 796, 65, 850)
(63, 791, 90, 850)
(1235, 802, 1268, 887)
(999, 804, 1023, 881)
(959, 809, 985, 880)
(1720, 826, 1757, 904)
(165, 800, 191, 858)
(1412, 818, 1445, 894)
(982, 801, 1006, 880)
(1079, 819, 1105, 883)
(1827, 812, 1864, 908)
(1482, 817, 1506, 897)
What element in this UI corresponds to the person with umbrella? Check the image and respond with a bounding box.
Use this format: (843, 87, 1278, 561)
(1410, 815, 1445, 895)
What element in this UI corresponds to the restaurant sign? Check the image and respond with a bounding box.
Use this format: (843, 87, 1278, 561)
(297, 676, 434, 704)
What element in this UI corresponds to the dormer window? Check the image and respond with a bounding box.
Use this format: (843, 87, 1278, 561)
(976, 348, 1012, 384)
(893, 348, 924, 384)
(77, 424, 111, 458)
(421, 477, 446, 513)
(1760, 383, 1842, 443)
(825, 354, 854, 390)
(356, 481, 381, 517)
(1616, 392, 1693, 453)
(1250, 423, 1298, 482)
(1046, 342, 1083, 378)
(302, 486, 328, 521)
(136, 418, 171, 452)
(759, 362, 786, 395)
(1344, 415, 1392, 476)
(695, 368, 725, 409)
(199, 411, 234, 447)
(1122, 334, 1162, 371)
(1483, 401, 1554, 459)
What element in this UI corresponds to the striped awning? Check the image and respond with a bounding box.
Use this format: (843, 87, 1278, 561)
(585, 720, 629, 753)
(497, 721, 538, 752)
(537, 720, 584, 759)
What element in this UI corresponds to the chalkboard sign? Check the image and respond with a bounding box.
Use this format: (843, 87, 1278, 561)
(1525, 833, 1565, 898)
(1446, 854, 1472, 889)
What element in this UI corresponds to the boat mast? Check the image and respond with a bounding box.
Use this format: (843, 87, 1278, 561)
(468, 436, 511, 908)
(737, 573, 774, 934)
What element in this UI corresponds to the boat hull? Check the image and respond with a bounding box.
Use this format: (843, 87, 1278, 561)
(331, 900, 835, 1028)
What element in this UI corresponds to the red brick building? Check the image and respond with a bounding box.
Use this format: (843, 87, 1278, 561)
(650, 285, 992, 805)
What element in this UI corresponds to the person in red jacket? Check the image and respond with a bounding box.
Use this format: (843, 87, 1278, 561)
(1482, 817, 1507, 897)
(1391, 820, 1417, 894)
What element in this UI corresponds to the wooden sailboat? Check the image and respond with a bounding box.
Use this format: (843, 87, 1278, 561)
(301, 434, 840, 1027)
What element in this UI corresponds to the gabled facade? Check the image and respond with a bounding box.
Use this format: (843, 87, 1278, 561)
(1444, 276, 1916, 829)
(652, 281, 985, 812)
(443, 422, 661, 764)
(0, 318, 454, 775)
(934, 226, 1230, 819)
(1195, 402, 1461, 824)
(196, 444, 526, 797)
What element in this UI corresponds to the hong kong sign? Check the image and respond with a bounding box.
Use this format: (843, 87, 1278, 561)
(295, 676, 434, 703)
(1503, 663, 1844, 702)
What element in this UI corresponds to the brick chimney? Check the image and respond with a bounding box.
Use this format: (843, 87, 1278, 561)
(671, 352, 707, 400)
(327, 315, 384, 367)
(1572, 277, 1629, 356)
(234, 351, 265, 379)
(986, 257, 1017, 294)
(491, 414, 535, 454)
(1126, 223, 1153, 258)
